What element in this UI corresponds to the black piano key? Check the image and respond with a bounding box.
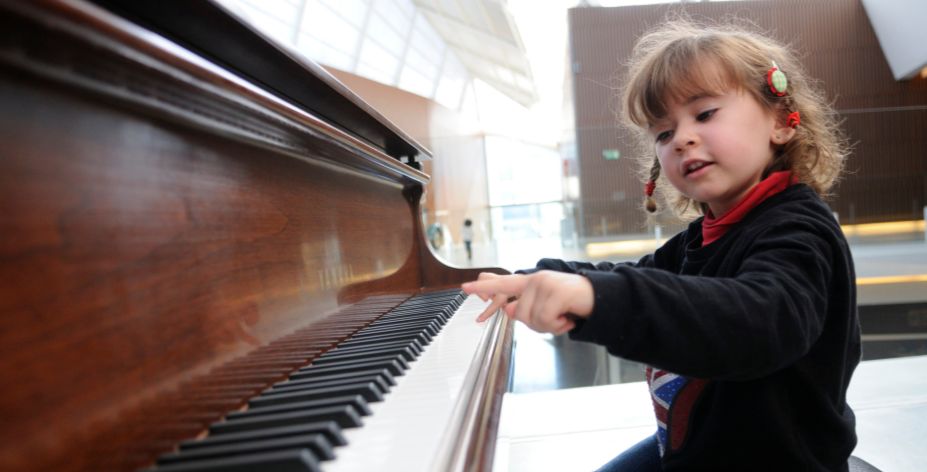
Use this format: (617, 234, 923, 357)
(301, 354, 410, 373)
(341, 329, 431, 344)
(416, 288, 462, 298)
(370, 308, 439, 319)
(159, 434, 334, 464)
(397, 305, 450, 317)
(401, 294, 457, 305)
(310, 346, 416, 365)
(396, 297, 460, 311)
(352, 322, 438, 339)
(386, 312, 447, 324)
(152, 448, 319, 472)
(287, 368, 396, 387)
(388, 310, 450, 323)
(290, 358, 406, 379)
(318, 341, 419, 359)
(368, 314, 443, 327)
(323, 338, 423, 356)
(180, 423, 346, 449)
(374, 308, 446, 320)
(355, 322, 436, 337)
(210, 405, 363, 434)
(392, 297, 457, 309)
(228, 395, 372, 419)
(249, 382, 384, 408)
(377, 312, 439, 322)
(369, 315, 445, 328)
(348, 328, 433, 344)
(384, 303, 456, 316)
(401, 339, 425, 354)
(338, 331, 431, 348)
(276, 370, 390, 387)
(378, 306, 448, 318)
(267, 374, 390, 396)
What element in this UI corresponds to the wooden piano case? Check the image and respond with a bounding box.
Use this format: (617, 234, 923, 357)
(0, 1, 511, 470)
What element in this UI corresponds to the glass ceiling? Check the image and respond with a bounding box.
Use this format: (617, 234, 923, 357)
(217, 0, 536, 109)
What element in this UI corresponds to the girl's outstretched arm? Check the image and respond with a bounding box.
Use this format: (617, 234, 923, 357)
(462, 271, 594, 335)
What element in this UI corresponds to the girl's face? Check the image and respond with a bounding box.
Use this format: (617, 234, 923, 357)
(650, 86, 793, 216)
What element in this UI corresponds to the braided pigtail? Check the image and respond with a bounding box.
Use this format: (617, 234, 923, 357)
(644, 158, 660, 213)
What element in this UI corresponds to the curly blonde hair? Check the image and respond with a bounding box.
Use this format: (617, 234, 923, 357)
(620, 17, 849, 218)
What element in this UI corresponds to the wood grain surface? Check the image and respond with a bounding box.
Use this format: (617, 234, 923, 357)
(0, 2, 507, 470)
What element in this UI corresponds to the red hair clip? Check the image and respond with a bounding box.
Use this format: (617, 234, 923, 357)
(787, 111, 801, 128)
(644, 179, 657, 212)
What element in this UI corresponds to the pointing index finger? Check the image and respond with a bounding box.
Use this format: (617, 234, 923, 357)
(462, 275, 528, 298)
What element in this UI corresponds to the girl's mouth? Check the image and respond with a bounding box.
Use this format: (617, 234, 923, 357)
(684, 161, 713, 177)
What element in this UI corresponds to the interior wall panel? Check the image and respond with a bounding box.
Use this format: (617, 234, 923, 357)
(569, 0, 927, 236)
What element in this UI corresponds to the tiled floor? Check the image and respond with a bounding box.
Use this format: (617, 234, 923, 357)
(493, 355, 927, 472)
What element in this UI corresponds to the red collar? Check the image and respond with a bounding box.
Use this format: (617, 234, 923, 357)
(701, 171, 794, 246)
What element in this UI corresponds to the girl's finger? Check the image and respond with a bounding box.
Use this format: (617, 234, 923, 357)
(552, 318, 576, 336)
(504, 300, 519, 319)
(463, 276, 529, 300)
(512, 282, 537, 328)
(530, 275, 560, 333)
(475, 292, 508, 322)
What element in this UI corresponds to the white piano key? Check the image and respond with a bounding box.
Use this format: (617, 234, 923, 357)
(322, 294, 493, 472)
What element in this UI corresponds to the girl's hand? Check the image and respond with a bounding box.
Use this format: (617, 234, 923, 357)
(465, 272, 518, 323)
(462, 271, 594, 335)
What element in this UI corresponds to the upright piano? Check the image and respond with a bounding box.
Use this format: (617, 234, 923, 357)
(0, 1, 512, 470)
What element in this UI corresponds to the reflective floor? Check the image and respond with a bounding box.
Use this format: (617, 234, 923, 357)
(439, 227, 927, 393)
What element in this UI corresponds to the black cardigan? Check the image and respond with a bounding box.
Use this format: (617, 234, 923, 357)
(531, 185, 860, 471)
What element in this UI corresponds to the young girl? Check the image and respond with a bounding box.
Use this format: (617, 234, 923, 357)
(463, 19, 859, 471)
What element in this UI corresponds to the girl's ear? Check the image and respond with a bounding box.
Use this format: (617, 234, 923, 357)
(770, 107, 797, 144)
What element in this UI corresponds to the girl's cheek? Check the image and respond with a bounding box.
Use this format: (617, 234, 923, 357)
(654, 147, 666, 163)
(656, 151, 673, 173)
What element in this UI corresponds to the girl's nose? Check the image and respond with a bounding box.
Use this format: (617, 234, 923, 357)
(673, 125, 698, 152)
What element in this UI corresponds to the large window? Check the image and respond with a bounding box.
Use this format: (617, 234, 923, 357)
(218, 0, 471, 110)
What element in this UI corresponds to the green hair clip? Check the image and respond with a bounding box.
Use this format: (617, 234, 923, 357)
(767, 61, 788, 96)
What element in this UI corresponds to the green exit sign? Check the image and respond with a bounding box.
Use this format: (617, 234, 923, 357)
(602, 149, 620, 160)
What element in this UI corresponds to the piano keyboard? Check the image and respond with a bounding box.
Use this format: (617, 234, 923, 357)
(149, 289, 494, 472)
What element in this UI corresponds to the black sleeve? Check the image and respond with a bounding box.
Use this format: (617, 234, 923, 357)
(533, 255, 652, 273)
(515, 229, 688, 275)
(569, 222, 836, 381)
(515, 242, 670, 275)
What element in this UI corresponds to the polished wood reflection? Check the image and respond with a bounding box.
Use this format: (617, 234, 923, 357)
(0, 2, 506, 470)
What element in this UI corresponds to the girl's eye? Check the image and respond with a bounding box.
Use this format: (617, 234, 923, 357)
(655, 130, 673, 143)
(696, 109, 717, 122)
